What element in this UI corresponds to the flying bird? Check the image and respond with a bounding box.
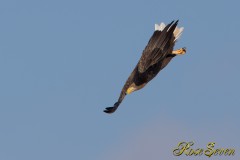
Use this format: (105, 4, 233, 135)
(104, 20, 186, 114)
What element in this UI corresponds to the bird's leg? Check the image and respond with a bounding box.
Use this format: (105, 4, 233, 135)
(172, 47, 186, 55)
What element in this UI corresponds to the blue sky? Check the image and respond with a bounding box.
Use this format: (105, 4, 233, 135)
(0, 0, 240, 159)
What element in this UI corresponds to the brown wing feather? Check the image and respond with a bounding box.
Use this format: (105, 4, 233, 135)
(138, 20, 178, 73)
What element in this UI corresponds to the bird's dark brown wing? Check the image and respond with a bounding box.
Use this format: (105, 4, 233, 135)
(138, 20, 178, 73)
(104, 66, 138, 114)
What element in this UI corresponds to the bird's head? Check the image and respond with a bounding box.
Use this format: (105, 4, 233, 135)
(126, 83, 146, 95)
(126, 86, 136, 94)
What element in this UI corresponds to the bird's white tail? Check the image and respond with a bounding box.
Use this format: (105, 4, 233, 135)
(155, 22, 184, 41)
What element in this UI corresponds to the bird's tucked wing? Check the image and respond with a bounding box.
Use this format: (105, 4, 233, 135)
(138, 21, 178, 73)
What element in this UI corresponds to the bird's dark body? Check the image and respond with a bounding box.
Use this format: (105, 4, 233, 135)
(136, 54, 176, 85)
(104, 21, 180, 114)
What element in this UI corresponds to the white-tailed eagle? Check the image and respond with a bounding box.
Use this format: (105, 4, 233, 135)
(104, 20, 186, 114)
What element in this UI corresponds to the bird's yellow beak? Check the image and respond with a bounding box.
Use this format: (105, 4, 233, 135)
(126, 87, 135, 94)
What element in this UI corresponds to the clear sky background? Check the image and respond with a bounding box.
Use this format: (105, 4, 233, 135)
(0, 0, 240, 160)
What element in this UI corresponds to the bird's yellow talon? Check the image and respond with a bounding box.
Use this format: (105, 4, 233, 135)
(172, 47, 186, 55)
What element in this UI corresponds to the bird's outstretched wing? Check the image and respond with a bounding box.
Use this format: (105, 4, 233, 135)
(138, 20, 178, 73)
